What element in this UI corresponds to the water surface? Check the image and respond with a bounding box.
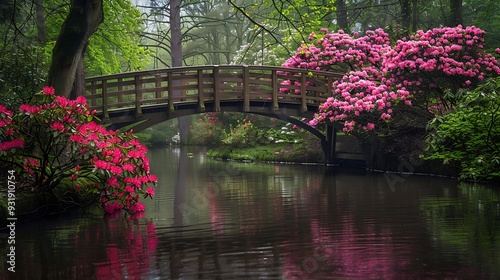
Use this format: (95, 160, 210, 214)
(1, 147, 500, 279)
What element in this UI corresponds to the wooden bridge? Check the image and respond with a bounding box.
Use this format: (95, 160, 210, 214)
(84, 65, 348, 164)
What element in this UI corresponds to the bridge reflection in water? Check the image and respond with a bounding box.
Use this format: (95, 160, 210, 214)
(85, 65, 347, 164)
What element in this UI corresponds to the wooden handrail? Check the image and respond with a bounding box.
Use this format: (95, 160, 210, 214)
(84, 65, 344, 118)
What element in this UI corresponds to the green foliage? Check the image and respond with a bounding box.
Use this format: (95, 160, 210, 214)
(222, 119, 265, 147)
(462, 0, 500, 51)
(148, 130, 171, 147)
(134, 132, 152, 146)
(206, 139, 325, 163)
(424, 77, 500, 181)
(231, 0, 337, 65)
(44, 0, 151, 76)
(85, 0, 152, 75)
(206, 144, 288, 161)
(205, 146, 233, 159)
(261, 0, 336, 39)
(190, 113, 225, 146)
(0, 45, 49, 104)
(0, 0, 151, 98)
(264, 123, 306, 144)
(281, 141, 325, 163)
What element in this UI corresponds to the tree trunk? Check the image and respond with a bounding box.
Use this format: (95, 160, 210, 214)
(70, 55, 86, 99)
(412, 0, 418, 32)
(449, 0, 462, 26)
(170, 0, 182, 67)
(335, 0, 348, 31)
(401, 0, 411, 36)
(170, 0, 190, 145)
(47, 0, 103, 98)
(35, 0, 46, 45)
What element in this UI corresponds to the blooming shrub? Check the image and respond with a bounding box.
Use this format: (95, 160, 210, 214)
(384, 25, 500, 112)
(222, 119, 263, 147)
(282, 28, 391, 72)
(282, 26, 500, 132)
(0, 87, 156, 213)
(190, 112, 225, 146)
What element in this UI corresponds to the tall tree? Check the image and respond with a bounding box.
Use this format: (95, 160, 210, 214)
(35, 0, 47, 45)
(169, 0, 191, 144)
(449, 0, 462, 26)
(47, 0, 103, 98)
(170, 0, 181, 67)
(401, 0, 411, 35)
(336, 0, 348, 31)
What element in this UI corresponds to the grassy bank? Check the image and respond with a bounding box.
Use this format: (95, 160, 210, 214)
(206, 141, 325, 163)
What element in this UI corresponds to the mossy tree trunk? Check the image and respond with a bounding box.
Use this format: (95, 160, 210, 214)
(47, 0, 103, 98)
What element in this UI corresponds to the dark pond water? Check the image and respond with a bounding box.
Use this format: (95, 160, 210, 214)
(1, 146, 500, 279)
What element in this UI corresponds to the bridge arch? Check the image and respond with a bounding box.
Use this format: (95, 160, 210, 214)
(84, 65, 344, 164)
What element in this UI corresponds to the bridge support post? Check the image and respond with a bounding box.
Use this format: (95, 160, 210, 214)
(322, 125, 337, 165)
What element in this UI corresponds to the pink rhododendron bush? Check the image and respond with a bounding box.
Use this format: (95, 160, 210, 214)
(0, 87, 156, 214)
(282, 26, 500, 133)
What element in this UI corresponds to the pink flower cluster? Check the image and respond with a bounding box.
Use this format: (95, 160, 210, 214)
(0, 87, 156, 214)
(69, 120, 157, 213)
(283, 28, 391, 71)
(0, 105, 24, 151)
(281, 26, 500, 132)
(313, 69, 407, 131)
(384, 25, 500, 94)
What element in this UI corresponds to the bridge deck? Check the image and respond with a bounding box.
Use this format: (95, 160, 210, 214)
(85, 65, 344, 121)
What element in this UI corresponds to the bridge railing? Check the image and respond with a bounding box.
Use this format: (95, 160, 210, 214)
(84, 65, 343, 119)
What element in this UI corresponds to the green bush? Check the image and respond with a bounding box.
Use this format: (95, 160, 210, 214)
(149, 130, 170, 147)
(424, 77, 500, 181)
(222, 119, 265, 147)
(134, 132, 152, 146)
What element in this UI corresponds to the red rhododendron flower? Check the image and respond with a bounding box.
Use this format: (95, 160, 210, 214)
(0, 138, 24, 151)
(128, 202, 145, 213)
(0, 104, 12, 116)
(146, 187, 155, 197)
(42, 86, 55, 95)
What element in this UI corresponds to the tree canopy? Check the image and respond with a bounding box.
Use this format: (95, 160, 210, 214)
(0, 0, 150, 98)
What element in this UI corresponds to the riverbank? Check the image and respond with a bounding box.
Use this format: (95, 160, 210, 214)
(0, 179, 97, 228)
(204, 133, 464, 181)
(206, 138, 327, 164)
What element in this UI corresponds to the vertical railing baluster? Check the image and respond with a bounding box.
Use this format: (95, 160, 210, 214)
(89, 81, 97, 107)
(102, 79, 109, 120)
(155, 74, 162, 101)
(327, 75, 333, 97)
(272, 69, 279, 110)
(243, 66, 250, 112)
(168, 71, 174, 113)
(117, 78, 123, 105)
(301, 71, 307, 113)
(135, 75, 142, 116)
(198, 69, 205, 112)
(213, 66, 220, 112)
